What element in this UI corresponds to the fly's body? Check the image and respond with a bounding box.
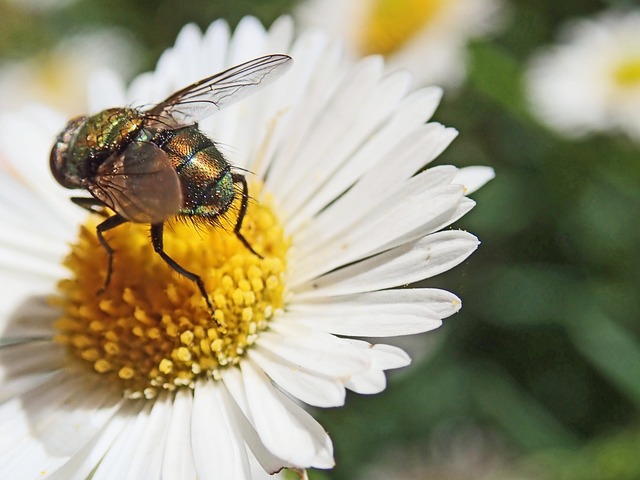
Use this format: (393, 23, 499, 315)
(49, 55, 293, 316)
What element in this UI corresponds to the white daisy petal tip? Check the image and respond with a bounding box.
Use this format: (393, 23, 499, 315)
(453, 166, 496, 195)
(369, 343, 413, 370)
(340, 341, 412, 395)
(450, 295, 463, 316)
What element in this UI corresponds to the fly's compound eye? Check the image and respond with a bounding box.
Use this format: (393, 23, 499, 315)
(50, 115, 87, 188)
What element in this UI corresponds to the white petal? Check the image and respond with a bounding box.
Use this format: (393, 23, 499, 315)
(291, 165, 464, 284)
(0, 173, 77, 246)
(32, 379, 121, 454)
(0, 373, 122, 479)
(0, 224, 67, 265)
(257, 324, 370, 378)
(275, 55, 385, 205)
(0, 280, 58, 325)
(162, 389, 196, 480)
(291, 124, 458, 252)
(294, 230, 479, 299)
(349, 341, 413, 370)
(385, 197, 476, 251)
(286, 309, 440, 338)
(87, 68, 127, 112)
(0, 340, 65, 389)
(0, 371, 58, 404)
(228, 16, 268, 65)
(46, 402, 137, 480)
(192, 380, 250, 480)
(200, 19, 231, 76)
(0, 107, 85, 228)
(221, 369, 292, 474)
(171, 23, 204, 87)
(240, 360, 334, 468)
(0, 247, 67, 281)
(248, 448, 288, 480)
(215, 18, 287, 162)
(343, 342, 411, 394)
(0, 396, 31, 455)
(285, 82, 443, 234)
(288, 288, 461, 319)
(248, 347, 346, 407)
(282, 69, 412, 226)
(345, 367, 387, 394)
(0, 295, 58, 339)
(91, 402, 154, 480)
(266, 15, 295, 53)
(261, 32, 343, 186)
(124, 393, 173, 480)
(286, 288, 455, 337)
(453, 166, 496, 195)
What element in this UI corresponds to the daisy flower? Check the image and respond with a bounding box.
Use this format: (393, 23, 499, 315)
(0, 16, 493, 479)
(526, 10, 640, 141)
(296, 0, 504, 87)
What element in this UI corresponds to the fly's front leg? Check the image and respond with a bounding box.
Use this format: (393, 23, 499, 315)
(95, 214, 128, 294)
(71, 196, 109, 217)
(231, 173, 263, 259)
(150, 223, 218, 321)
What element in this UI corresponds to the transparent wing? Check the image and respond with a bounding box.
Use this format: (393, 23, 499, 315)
(146, 54, 293, 128)
(88, 142, 183, 224)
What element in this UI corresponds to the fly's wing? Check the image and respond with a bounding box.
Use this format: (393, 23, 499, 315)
(88, 142, 183, 224)
(146, 54, 292, 128)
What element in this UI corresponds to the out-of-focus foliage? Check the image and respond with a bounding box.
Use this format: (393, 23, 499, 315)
(0, 0, 296, 74)
(2, 0, 639, 478)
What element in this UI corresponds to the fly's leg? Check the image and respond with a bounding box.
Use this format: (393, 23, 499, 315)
(150, 223, 218, 322)
(71, 197, 109, 217)
(231, 173, 263, 259)
(72, 197, 122, 293)
(95, 214, 128, 294)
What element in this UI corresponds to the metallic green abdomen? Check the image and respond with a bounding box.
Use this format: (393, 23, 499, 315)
(161, 128, 235, 219)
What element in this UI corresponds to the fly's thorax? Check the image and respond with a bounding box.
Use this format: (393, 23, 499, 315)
(160, 127, 235, 218)
(66, 108, 144, 181)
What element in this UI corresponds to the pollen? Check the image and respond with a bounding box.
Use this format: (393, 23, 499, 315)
(357, 0, 445, 56)
(613, 56, 640, 89)
(52, 185, 289, 398)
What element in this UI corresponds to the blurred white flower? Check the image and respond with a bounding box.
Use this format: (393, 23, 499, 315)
(0, 29, 139, 115)
(0, 16, 493, 479)
(296, 0, 504, 87)
(526, 10, 640, 141)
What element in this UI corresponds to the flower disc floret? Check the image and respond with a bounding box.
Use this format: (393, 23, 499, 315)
(52, 189, 289, 398)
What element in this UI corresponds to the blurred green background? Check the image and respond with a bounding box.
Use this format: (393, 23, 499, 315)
(2, 0, 640, 479)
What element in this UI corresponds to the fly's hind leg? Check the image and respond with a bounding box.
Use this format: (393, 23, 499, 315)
(150, 223, 219, 322)
(95, 214, 128, 294)
(231, 173, 263, 259)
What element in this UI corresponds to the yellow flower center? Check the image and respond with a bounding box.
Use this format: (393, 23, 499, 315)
(613, 56, 640, 89)
(357, 0, 446, 56)
(52, 185, 289, 399)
